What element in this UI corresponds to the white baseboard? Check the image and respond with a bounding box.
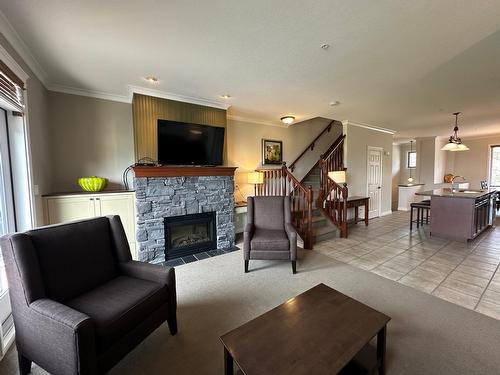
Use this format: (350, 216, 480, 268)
(380, 210, 393, 217)
(397, 206, 410, 212)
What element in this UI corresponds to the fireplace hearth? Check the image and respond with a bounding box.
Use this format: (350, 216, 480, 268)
(164, 212, 217, 260)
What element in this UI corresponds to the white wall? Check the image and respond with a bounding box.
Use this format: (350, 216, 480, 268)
(48, 92, 135, 192)
(226, 117, 343, 200)
(391, 144, 401, 211)
(416, 137, 436, 190)
(344, 125, 393, 215)
(447, 135, 500, 190)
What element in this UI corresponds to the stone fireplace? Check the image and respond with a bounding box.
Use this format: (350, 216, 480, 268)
(133, 166, 236, 264)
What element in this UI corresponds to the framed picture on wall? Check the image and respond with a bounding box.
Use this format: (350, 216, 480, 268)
(262, 139, 283, 165)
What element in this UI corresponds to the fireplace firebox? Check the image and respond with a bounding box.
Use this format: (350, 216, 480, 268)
(164, 212, 217, 260)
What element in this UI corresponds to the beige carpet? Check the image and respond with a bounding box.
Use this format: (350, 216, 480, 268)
(2, 249, 500, 374)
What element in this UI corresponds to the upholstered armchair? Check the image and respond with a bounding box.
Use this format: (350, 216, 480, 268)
(0, 216, 177, 375)
(244, 196, 297, 274)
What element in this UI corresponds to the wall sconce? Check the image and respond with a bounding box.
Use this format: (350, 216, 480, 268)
(247, 172, 264, 195)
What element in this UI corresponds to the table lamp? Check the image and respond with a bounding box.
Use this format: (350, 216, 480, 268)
(248, 172, 264, 196)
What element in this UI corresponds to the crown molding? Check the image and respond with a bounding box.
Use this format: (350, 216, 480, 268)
(342, 120, 396, 135)
(227, 114, 289, 128)
(128, 85, 231, 110)
(0, 44, 29, 83)
(48, 84, 130, 103)
(0, 9, 49, 86)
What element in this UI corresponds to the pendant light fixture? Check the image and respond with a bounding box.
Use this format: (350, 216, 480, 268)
(408, 140, 414, 183)
(441, 112, 469, 151)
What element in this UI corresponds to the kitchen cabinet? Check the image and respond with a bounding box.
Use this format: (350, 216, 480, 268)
(43, 191, 137, 259)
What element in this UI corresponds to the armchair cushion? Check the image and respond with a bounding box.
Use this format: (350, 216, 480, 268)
(65, 276, 166, 352)
(253, 197, 285, 231)
(250, 228, 290, 251)
(28, 217, 118, 301)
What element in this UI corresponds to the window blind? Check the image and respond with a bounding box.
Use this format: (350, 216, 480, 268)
(0, 60, 25, 113)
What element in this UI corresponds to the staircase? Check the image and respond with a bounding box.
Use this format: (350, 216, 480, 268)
(302, 166, 340, 242)
(257, 119, 348, 249)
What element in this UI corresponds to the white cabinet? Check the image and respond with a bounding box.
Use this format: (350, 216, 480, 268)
(43, 192, 137, 259)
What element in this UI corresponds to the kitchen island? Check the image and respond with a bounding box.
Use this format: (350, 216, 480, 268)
(416, 188, 497, 242)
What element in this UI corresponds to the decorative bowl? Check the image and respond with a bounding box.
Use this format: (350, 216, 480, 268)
(78, 176, 108, 192)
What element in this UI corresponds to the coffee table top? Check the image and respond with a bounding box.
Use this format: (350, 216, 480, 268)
(220, 283, 390, 375)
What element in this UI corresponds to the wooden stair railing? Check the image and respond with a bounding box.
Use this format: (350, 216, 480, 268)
(288, 119, 340, 173)
(322, 178, 348, 238)
(256, 165, 314, 249)
(317, 134, 349, 237)
(317, 134, 346, 207)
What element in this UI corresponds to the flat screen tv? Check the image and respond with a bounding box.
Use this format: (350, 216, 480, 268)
(157, 119, 225, 166)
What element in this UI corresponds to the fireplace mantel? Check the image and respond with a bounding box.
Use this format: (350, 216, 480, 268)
(132, 165, 237, 177)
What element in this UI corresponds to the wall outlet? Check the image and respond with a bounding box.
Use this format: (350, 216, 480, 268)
(33, 184, 40, 196)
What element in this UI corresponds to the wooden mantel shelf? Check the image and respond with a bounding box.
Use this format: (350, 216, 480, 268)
(132, 165, 238, 177)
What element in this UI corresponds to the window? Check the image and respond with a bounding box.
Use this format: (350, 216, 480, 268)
(407, 151, 417, 169)
(489, 146, 500, 188)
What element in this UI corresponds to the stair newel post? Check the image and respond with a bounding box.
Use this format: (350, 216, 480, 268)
(306, 185, 313, 249)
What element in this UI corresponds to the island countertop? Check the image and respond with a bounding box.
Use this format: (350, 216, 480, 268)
(416, 188, 491, 199)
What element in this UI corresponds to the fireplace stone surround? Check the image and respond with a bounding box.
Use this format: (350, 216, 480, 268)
(133, 167, 236, 264)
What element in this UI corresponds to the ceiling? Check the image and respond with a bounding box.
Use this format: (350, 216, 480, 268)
(1, 0, 500, 137)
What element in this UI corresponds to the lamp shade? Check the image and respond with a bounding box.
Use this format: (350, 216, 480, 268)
(450, 143, 470, 151)
(441, 142, 459, 151)
(247, 172, 264, 184)
(328, 170, 346, 184)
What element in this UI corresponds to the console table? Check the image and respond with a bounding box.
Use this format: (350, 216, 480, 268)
(342, 196, 370, 225)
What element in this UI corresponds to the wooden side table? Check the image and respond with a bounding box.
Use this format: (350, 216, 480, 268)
(343, 196, 370, 225)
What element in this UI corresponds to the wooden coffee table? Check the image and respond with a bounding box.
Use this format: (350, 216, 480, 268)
(220, 283, 390, 375)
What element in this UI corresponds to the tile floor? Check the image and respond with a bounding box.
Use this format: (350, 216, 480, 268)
(315, 211, 500, 320)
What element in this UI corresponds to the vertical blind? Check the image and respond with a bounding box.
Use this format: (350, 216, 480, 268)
(0, 60, 25, 113)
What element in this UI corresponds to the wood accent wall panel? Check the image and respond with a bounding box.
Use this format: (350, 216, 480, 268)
(132, 93, 227, 161)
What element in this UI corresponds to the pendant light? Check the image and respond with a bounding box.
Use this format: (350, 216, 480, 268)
(408, 140, 414, 183)
(441, 112, 469, 151)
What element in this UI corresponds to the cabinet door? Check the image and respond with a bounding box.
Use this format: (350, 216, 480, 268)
(95, 194, 136, 243)
(46, 197, 96, 224)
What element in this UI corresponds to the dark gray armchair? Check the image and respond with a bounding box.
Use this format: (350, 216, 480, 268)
(244, 196, 297, 274)
(0, 216, 177, 375)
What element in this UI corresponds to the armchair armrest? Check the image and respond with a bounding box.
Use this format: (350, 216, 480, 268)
(29, 299, 97, 374)
(285, 223, 298, 261)
(119, 260, 175, 288)
(119, 260, 177, 314)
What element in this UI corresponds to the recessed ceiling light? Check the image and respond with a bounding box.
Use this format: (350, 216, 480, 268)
(330, 100, 340, 107)
(321, 43, 330, 50)
(281, 116, 295, 125)
(144, 76, 159, 83)
(220, 94, 231, 99)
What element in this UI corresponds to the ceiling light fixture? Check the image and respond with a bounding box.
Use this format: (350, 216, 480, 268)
(441, 112, 469, 152)
(220, 94, 231, 99)
(280, 116, 295, 125)
(321, 43, 330, 50)
(330, 100, 340, 107)
(144, 76, 159, 83)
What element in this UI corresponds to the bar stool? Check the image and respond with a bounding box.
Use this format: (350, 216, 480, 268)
(410, 200, 430, 230)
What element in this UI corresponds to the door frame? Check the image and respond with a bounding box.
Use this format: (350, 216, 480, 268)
(366, 146, 383, 218)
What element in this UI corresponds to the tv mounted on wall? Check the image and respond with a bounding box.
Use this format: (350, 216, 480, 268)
(157, 119, 225, 166)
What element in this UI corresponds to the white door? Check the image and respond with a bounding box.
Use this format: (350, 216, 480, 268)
(367, 147, 383, 218)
